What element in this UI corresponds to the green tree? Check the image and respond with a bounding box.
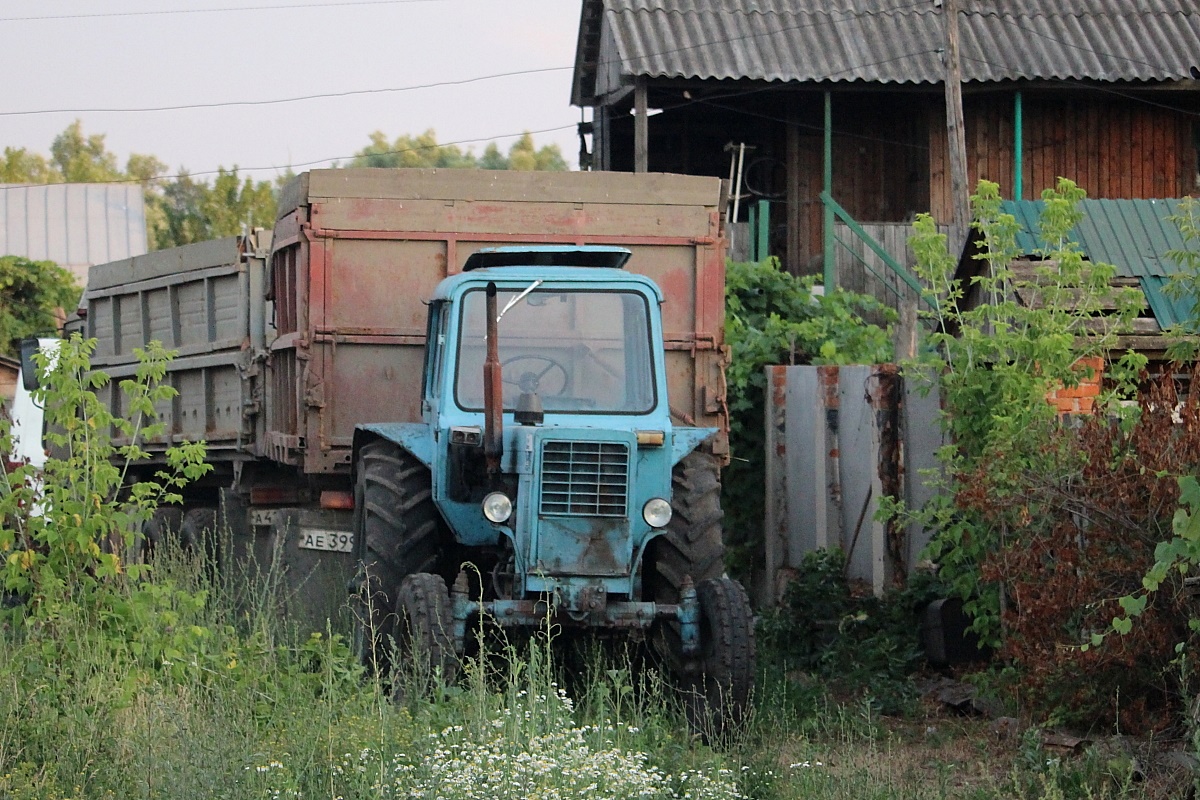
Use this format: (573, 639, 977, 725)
(156, 172, 208, 249)
(154, 167, 278, 249)
(349, 129, 478, 169)
(348, 129, 567, 171)
(204, 167, 277, 238)
(0, 147, 57, 183)
(0, 256, 81, 356)
(1, 122, 166, 187)
(503, 132, 567, 172)
(50, 120, 123, 182)
(479, 142, 508, 170)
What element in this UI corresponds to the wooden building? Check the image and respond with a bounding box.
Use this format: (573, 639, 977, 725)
(571, 0, 1200, 282)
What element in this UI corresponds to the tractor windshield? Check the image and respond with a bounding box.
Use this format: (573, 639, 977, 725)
(455, 288, 656, 415)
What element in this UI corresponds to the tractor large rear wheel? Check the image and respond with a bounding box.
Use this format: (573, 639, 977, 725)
(353, 440, 444, 675)
(180, 507, 219, 559)
(647, 449, 726, 603)
(686, 577, 756, 739)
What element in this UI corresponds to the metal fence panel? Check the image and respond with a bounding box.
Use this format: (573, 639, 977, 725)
(763, 364, 942, 604)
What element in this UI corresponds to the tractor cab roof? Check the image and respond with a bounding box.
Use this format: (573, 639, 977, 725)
(433, 246, 662, 303)
(462, 245, 631, 272)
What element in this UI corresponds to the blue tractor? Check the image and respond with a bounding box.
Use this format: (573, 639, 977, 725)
(351, 246, 754, 728)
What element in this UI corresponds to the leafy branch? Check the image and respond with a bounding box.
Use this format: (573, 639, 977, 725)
(1, 334, 211, 614)
(898, 179, 1146, 647)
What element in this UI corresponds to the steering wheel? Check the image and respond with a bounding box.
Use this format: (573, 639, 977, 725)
(501, 355, 569, 397)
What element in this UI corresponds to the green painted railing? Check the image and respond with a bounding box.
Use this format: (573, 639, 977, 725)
(819, 191, 931, 309)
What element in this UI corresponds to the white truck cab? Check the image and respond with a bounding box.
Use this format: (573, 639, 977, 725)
(6, 338, 58, 469)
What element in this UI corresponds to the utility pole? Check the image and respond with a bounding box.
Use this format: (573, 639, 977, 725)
(943, 0, 970, 252)
(634, 77, 648, 173)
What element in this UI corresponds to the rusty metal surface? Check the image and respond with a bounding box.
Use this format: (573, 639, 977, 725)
(284, 168, 723, 211)
(91, 169, 730, 479)
(483, 284, 503, 473)
(265, 169, 729, 476)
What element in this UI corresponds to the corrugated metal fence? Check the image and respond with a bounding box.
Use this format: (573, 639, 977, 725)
(761, 364, 943, 605)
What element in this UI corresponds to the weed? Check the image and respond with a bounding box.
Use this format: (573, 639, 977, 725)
(759, 549, 941, 717)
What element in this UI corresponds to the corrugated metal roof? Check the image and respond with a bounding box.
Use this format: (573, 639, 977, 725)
(0, 183, 148, 285)
(576, 0, 1200, 100)
(1002, 197, 1197, 328)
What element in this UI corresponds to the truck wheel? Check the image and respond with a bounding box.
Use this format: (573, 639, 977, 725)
(180, 507, 220, 558)
(354, 440, 443, 674)
(395, 572, 458, 691)
(647, 450, 726, 603)
(686, 577, 756, 739)
(136, 506, 185, 562)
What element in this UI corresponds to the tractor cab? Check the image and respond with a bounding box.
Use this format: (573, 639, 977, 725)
(419, 248, 708, 614)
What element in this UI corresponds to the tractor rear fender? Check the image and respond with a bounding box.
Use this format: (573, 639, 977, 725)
(352, 423, 435, 481)
(671, 427, 719, 467)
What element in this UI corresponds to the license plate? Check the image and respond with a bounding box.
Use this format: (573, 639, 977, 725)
(298, 528, 353, 553)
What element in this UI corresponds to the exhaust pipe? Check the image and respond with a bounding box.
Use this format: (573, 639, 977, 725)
(483, 282, 503, 474)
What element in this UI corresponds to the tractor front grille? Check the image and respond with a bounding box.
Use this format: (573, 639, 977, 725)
(540, 441, 629, 517)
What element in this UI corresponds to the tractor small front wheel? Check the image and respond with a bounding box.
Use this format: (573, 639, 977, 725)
(395, 572, 458, 693)
(685, 577, 756, 739)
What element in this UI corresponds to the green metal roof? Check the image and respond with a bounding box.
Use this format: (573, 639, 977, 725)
(1000, 198, 1196, 329)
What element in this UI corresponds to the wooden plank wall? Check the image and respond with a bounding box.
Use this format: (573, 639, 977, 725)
(930, 93, 1196, 222)
(793, 97, 930, 274)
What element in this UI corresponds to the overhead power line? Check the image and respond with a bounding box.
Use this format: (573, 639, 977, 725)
(1, 1, 935, 118)
(1, 1, 1193, 185)
(0, 67, 573, 118)
(2, 0, 1187, 122)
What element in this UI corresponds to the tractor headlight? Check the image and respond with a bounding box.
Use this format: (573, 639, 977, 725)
(482, 492, 513, 524)
(642, 497, 672, 528)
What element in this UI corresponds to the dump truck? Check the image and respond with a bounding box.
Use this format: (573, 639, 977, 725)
(74, 168, 751, 725)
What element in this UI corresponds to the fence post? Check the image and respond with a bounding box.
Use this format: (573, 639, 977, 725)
(763, 365, 790, 607)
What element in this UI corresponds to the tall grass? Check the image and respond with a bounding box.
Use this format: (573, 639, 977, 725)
(0, 540, 1156, 800)
(0, 540, 744, 799)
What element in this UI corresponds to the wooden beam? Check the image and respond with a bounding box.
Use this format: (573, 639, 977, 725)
(634, 77, 648, 173)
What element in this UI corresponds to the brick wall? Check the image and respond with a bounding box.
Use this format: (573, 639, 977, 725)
(1048, 356, 1104, 414)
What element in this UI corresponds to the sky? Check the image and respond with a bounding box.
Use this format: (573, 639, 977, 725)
(3, 0, 587, 181)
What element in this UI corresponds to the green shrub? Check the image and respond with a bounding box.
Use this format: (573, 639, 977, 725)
(1, 334, 210, 616)
(898, 179, 1145, 650)
(0, 255, 80, 357)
